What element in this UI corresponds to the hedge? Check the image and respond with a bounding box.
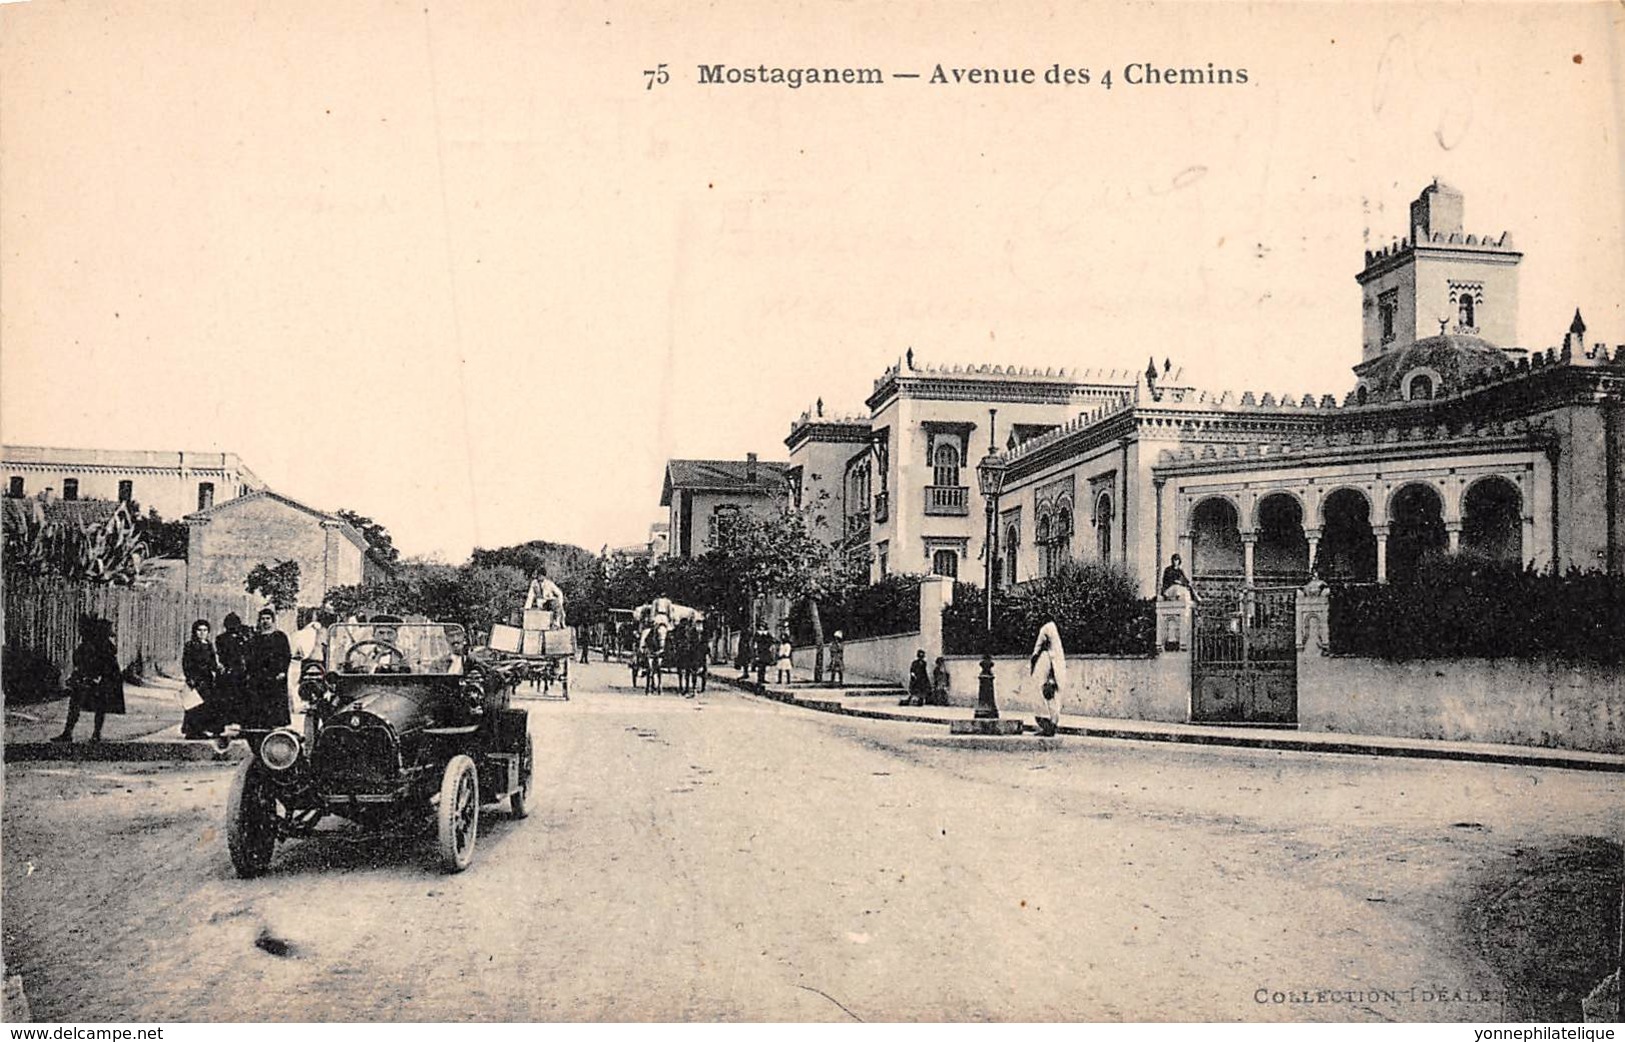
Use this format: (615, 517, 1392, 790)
(787, 573, 925, 645)
(942, 561, 1156, 656)
(1329, 558, 1625, 664)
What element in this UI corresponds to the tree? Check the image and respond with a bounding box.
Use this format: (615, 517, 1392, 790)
(247, 559, 301, 610)
(132, 504, 189, 559)
(337, 509, 400, 564)
(706, 504, 846, 679)
(3, 499, 148, 585)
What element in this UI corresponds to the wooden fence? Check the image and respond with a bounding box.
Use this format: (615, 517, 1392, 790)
(4, 574, 261, 685)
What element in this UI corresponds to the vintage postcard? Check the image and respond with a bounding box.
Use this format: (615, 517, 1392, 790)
(1, 0, 1621, 1026)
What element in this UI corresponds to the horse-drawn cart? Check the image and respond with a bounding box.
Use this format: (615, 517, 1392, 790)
(483, 574, 574, 698)
(625, 598, 708, 695)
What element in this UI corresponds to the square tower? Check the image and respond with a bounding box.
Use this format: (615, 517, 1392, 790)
(1356, 181, 1523, 358)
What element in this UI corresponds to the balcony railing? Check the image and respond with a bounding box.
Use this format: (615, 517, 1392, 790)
(872, 491, 890, 524)
(924, 485, 970, 517)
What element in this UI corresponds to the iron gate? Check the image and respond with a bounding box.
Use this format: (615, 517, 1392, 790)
(1191, 586, 1298, 724)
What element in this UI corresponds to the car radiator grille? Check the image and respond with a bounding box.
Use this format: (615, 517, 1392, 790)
(313, 725, 401, 795)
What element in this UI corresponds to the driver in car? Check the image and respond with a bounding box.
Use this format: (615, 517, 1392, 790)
(347, 623, 411, 674)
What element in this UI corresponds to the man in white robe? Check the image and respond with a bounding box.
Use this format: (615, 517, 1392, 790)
(1027, 620, 1066, 736)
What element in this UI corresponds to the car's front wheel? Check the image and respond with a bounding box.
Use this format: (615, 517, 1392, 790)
(436, 755, 479, 872)
(226, 759, 278, 878)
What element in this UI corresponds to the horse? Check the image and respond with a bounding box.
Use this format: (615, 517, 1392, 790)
(639, 625, 668, 694)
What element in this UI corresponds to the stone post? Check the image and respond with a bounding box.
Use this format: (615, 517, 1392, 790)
(1373, 524, 1390, 582)
(918, 576, 953, 663)
(1295, 580, 1332, 655)
(1156, 597, 1193, 653)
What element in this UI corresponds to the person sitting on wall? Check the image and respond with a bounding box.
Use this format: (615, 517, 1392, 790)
(1159, 554, 1199, 602)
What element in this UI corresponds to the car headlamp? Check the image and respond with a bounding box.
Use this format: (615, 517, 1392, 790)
(260, 728, 302, 771)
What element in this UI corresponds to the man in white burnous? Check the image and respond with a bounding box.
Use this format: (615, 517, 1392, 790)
(1026, 620, 1066, 737)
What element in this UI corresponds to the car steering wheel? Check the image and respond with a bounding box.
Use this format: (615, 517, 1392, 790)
(343, 640, 406, 674)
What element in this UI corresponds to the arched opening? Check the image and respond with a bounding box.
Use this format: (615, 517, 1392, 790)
(1095, 493, 1114, 560)
(1408, 373, 1434, 401)
(1356, 385, 1369, 406)
(1254, 493, 1309, 582)
(1388, 483, 1447, 584)
(1048, 506, 1073, 576)
(1459, 294, 1475, 328)
(1002, 523, 1020, 587)
(931, 549, 958, 579)
(1319, 488, 1377, 582)
(1462, 477, 1522, 564)
(1035, 514, 1053, 579)
(932, 443, 960, 488)
(1191, 497, 1243, 580)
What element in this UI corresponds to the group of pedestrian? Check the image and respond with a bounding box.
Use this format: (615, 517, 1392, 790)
(178, 607, 323, 739)
(901, 650, 951, 707)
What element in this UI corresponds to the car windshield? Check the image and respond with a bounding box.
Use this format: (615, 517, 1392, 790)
(328, 623, 468, 675)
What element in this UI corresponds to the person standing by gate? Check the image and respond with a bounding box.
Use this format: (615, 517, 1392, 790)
(1027, 620, 1067, 736)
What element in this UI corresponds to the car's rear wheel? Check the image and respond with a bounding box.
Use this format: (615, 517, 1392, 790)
(436, 755, 479, 872)
(509, 733, 534, 819)
(226, 759, 278, 878)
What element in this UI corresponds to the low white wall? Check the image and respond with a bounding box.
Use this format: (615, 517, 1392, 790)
(791, 632, 923, 687)
(940, 653, 1188, 722)
(1299, 654, 1625, 753)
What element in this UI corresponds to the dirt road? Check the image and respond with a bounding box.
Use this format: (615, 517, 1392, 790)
(4, 663, 1620, 1021)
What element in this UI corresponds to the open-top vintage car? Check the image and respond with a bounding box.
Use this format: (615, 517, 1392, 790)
(225, 621, 533, 877)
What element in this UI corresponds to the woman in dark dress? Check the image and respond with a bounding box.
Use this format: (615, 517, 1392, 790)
(52, 615, 124, 743)
(214, 612, 251, 729)
(902, 649, 931, 707)
(181, 619, 223, 738)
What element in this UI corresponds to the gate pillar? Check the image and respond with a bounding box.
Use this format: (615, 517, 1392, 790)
(1157, 597, 1193, 652)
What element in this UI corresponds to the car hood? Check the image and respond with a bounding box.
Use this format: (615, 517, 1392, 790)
(329, 677, 467, 733)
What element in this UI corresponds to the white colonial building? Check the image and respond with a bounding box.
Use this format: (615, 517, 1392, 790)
(793, 182, 1624, 595)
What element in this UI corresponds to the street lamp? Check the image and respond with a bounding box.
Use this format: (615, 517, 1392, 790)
(974, 408, 1008, 721)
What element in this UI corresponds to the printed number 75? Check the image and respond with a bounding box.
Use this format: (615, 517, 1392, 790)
(643, 63, 670, 90)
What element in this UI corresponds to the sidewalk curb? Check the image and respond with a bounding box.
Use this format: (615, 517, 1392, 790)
(5, 740, 248, 764)
(717, 675, 1625, 774)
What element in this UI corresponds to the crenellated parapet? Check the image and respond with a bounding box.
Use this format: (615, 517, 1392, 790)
(1000, 393, 1137, 464)
(1152, 415, 1550, 473)
(1363, 229, 1517, 267)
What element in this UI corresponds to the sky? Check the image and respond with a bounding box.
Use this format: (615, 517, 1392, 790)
(2, 1, 1621, 561)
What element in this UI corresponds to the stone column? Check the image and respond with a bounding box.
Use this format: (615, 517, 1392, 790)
(1521, 514, 1536, 566)
(918, 576, 954, 663)
(1445, 521, 1462, 554)
(1373, 524, 1390, 582)
(1242, 534, 1257, 584)
(1304, 527, 1322, 574)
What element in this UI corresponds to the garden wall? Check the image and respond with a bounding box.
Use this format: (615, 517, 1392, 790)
(1299, 653, 1625, 754)
(940, 654, 1188, 721)
(791, 632, 922, 687)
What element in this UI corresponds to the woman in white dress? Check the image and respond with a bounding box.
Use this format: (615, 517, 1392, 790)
(1027, 620, 1066, 736)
